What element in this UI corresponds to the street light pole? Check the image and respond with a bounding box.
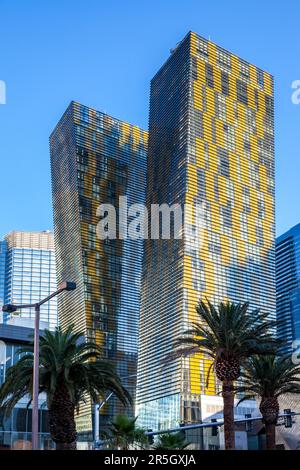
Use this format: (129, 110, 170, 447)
(94, 392, 113, 443)
(2, 281, 76, 451)
(94, 373, 137, 448)
(32, 303, 40, 451)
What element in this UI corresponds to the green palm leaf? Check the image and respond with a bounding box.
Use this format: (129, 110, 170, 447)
(0, 325, 131, 449)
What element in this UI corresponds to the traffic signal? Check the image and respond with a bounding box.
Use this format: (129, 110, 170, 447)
(245, 413, 253, 432)
(284, 409, 292, 428)
(211, 418, 218, 436)
(179, 422, 186, 439)
(147, 429, 154, 445)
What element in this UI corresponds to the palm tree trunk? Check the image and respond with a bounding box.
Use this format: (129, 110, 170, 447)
(265, 423, 276, 450)
(222, 380, 235, 450)
(49, 385, 77, 450)
(259, 398, 279, 450)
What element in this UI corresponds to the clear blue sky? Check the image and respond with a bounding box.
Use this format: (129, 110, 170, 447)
(0, 0, 299, 238)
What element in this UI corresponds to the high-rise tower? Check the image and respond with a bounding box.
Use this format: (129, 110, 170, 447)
(1, 231, 57, 329)
(136, 32, 275, 431)
(50, 101, 147, 440)
(0, 240, 7, 322)
(276, 223, 300, 354)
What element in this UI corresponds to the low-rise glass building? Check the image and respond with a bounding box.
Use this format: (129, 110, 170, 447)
(276, 223, 300, 353)
(0, 324, 53, 449)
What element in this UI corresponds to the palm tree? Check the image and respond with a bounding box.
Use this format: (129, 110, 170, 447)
(0, 326, 131, 450)
(235, 355, 300, 450)
(153, 432, 189, 450)
(106, 414, 148, 450)
(171, 300, 278, 450)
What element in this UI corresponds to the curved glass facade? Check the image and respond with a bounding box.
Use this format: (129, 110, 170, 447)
(50, 102, 147, 438)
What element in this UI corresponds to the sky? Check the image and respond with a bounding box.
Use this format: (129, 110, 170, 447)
(0, 0, 299, 238)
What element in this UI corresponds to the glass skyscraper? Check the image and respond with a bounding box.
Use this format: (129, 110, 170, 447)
(0, 240, 7, 323)
(136, 31, 276, 431)
(1, 231, 57, 330)
(50, 101, 147, 440)
(276, 223, 300, 354)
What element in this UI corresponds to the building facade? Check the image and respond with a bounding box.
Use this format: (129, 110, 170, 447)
(276, 223, 300, 354)
(0, 240, 7, 323)
(136, 31, 276, 431)
(0, 323, 53, 449)
(50, 101, 147, 439)
(1, 231, 57, 330)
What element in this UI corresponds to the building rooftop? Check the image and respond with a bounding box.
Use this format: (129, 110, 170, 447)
(4, 230, 54, 250)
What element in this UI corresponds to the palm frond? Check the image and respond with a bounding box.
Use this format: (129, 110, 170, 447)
(0, 325, 131, 414)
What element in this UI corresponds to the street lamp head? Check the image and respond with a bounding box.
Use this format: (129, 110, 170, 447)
(2, 304, 18, 313)
(58, 281, 77, 292)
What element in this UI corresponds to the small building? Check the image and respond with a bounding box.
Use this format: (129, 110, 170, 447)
(0, 323, 54, 449)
